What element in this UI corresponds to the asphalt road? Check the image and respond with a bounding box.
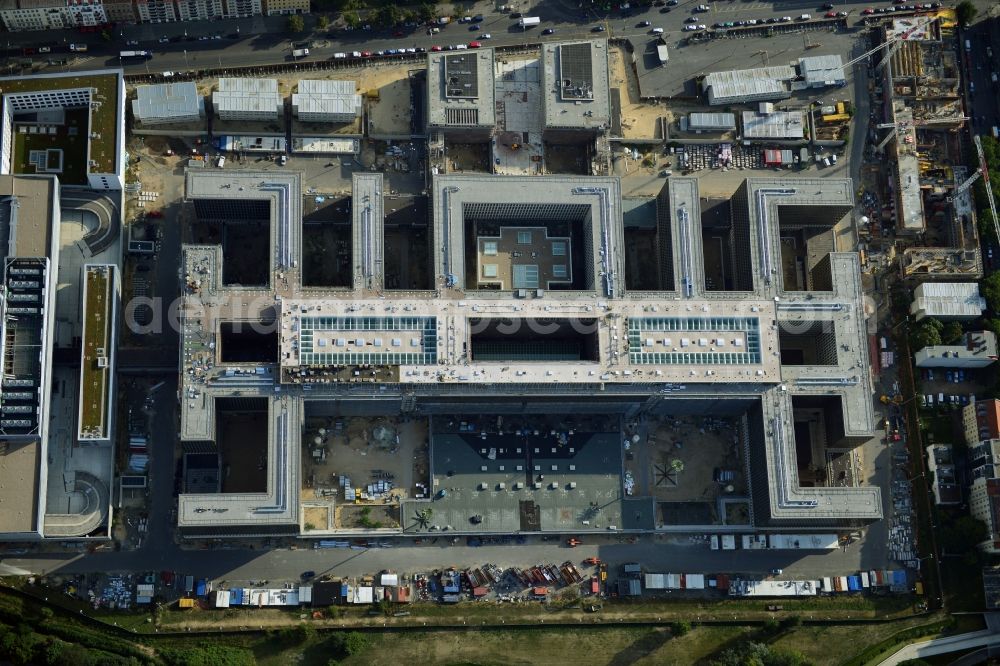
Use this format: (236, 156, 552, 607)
(964, 20, 999, 137)
(1, 533, 879, 585)
(0, 0, 970, 78)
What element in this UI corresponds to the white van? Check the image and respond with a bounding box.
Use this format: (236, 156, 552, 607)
(651, 27, 664, 34)
(216, 156, 226, 168)
(830, 154, 838, 165)
(333, 52, 347, 59)
(798, 13, 811, 20)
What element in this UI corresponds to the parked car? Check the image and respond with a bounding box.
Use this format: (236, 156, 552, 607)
(542, 27, 555, 34)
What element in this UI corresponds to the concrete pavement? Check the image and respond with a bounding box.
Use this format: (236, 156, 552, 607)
(2, 532, 883, 588)
(877, 629, 1000, 665)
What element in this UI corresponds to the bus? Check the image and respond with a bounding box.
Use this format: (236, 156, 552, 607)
(119, 50, 152, 60)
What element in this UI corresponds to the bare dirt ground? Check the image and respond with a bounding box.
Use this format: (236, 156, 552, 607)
(363, 67, 414, 135)
(301, 417, 429, 530)
(643, 416, 745, 503)
(609, 46, 664, 140)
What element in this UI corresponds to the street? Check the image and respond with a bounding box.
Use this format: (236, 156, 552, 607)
(1, 532, 880, 587)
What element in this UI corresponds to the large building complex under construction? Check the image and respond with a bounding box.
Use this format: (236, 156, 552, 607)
(175, 167, 881, 539)
(876, 16, 982, 280)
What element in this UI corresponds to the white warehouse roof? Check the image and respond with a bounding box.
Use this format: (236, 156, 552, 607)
(741, 111, 805, 139)
(798, 54, 846, 87)
(910, 282, 987, 319)
(132, 82, 203, 121)
(702, 66, 795, 104)
(292, 79, 362, 119)
(214, 77, 282, 115)
(688, 112, 737, 131)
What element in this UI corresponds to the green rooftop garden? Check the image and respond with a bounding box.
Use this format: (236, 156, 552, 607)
(0, 72, 120, 177)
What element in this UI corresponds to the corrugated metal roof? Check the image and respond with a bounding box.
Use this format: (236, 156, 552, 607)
(215, 78, 282, 115)
(132, 82, 203, 121)
(688, 112, 737, 130)
(703, 66, 795, 104)
(798, 54, 846, 86)
(741, 111, 805, 139)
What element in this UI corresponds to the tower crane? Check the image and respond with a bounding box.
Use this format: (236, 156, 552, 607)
(973, 134, 1000, 243)
(873, 116, 970, 153)
(954, 168, 982, 196)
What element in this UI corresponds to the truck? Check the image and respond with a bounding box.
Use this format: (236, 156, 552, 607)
(292, 48, 310, 58)
(519, 16, 541, 28)
(69, 43, 88, 52)
(656, 41, 669, 65)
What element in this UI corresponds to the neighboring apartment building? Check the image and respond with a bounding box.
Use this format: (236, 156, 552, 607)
(223, 0, 260, 17)
(134, 0, 176, 22)
(175, 0, 223, 21)
(968, 438, 1000, 552)
(262, 0, 305, 15)
(0, 0, 107, 32)
(914, 330, 998, 369)
(101, 0, 135, 22)
(965, 398, 1000, 446)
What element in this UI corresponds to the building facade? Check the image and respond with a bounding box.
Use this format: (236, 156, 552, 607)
(0, 0, 107, 31)
(134, 0, 176, 22)
(262, 0, 305, 15)
(175, 0, 223, 21)
(965, 399, 1000, 446)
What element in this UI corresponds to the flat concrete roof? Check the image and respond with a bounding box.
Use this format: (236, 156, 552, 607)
(0, 175, 56, 258)
(541, 40, 611, 131)
(0, 440, 39, 534)
(177, 170, 881, 533)
(426, 49, 496, 129)
(409, 428, 625, 533)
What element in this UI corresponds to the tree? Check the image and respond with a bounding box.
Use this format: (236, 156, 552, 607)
(418, 3, 437, 22)
(942, 321, 964, 345)
(343, 11, 361, 28)
(940, 515, 988, 554)
(317, 15, 329, 29)
(982, 272, 1000, 313)
(711, 642, 810, 666)
(375, 4, 401, 26)
(670, 620, 691, 636)
(955, 0, 977, 26)
(160, 646, 256, 666)
(287, 14, 305, 32)
(910, 318, 943, 350)
(343, 632, 369, 656)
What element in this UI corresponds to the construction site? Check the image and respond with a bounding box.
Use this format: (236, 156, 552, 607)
(868, 15, 985, 281)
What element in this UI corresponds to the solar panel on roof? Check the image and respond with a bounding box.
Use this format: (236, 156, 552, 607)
(444, 54, 479, 99)
(558, 43, 595, 101)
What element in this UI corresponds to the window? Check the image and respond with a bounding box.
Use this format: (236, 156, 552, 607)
(552, 264, 567, 278)
(551, 241, 567, 256)
(517, 230, 532, 244)
(483, 241, 498, 256)
(482, 264, 498, 278)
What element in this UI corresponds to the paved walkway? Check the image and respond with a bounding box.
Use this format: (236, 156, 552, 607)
(877, 629, 1000, 665)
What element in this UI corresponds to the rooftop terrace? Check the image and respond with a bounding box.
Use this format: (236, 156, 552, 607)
(0, 71, 122, 178)
(78, 265, 115, 441)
